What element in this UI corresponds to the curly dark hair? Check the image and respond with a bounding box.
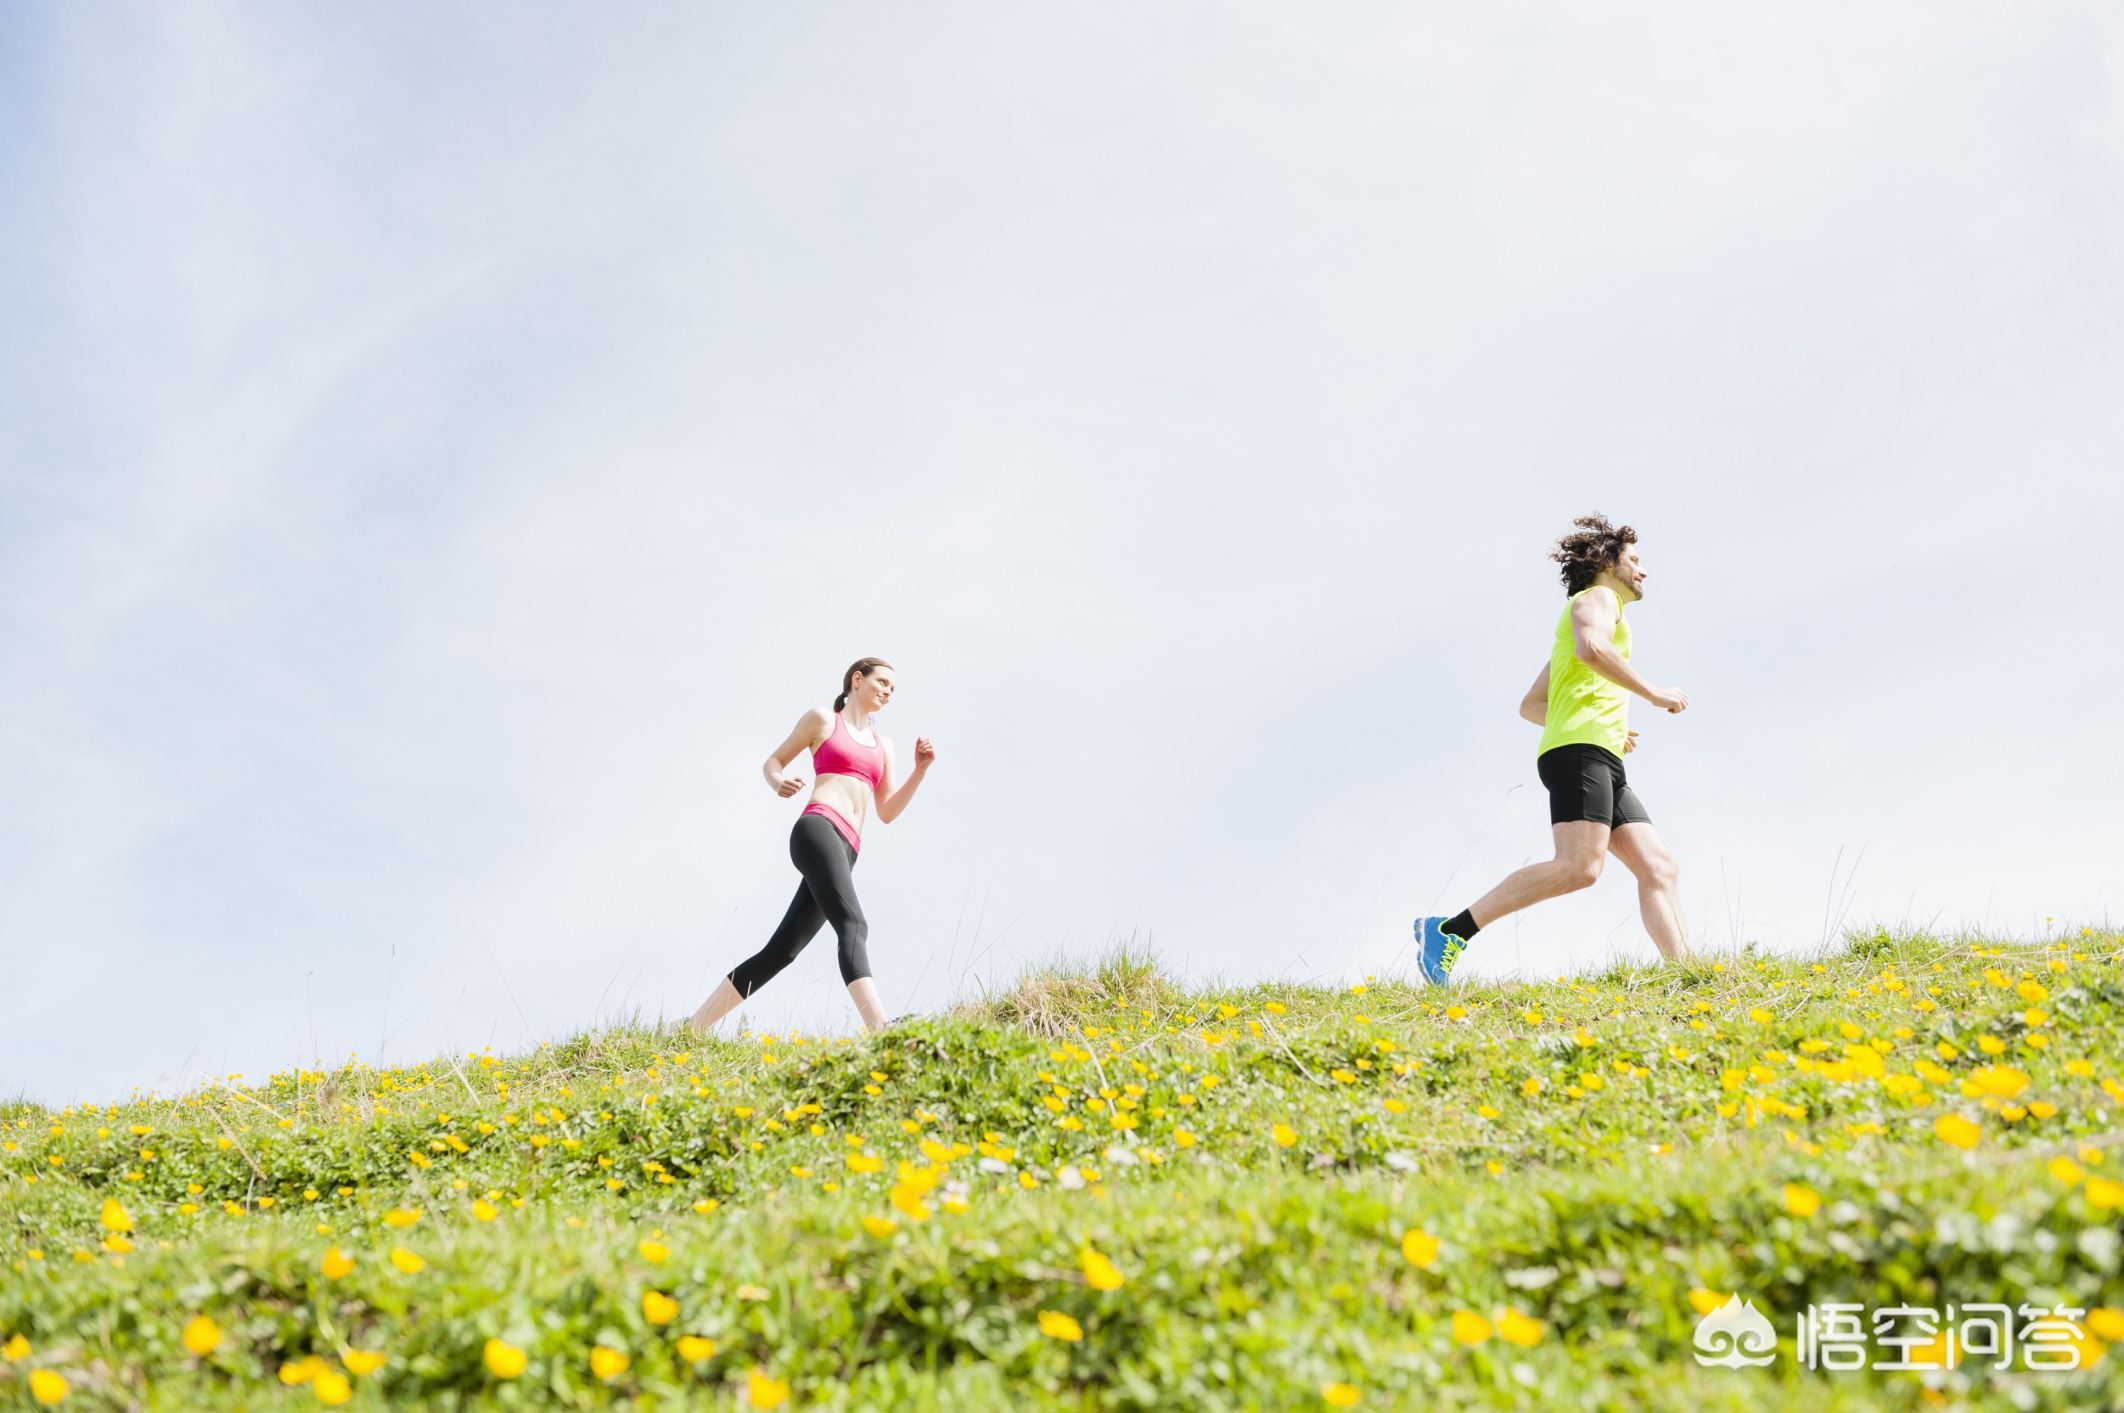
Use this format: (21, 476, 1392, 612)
(1550, 514, 1638, 595)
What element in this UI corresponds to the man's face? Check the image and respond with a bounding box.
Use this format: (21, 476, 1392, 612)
(1612, 545, 1647, 602)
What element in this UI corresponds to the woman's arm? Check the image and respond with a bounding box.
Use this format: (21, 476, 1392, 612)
(874, 736, 936, 823)
(764, 709, 831, 798)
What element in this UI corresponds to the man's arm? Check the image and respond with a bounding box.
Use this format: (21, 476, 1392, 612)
(1519, 663, 1551, 726)
(1572, 589, 1688, 712)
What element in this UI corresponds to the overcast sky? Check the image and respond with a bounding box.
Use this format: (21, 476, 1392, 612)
(4, 3, 2120, 1105)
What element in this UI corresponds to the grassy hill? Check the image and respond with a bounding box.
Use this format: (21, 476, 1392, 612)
(4, 930, 2122, 1410)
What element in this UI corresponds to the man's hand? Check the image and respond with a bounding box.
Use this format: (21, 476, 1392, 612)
(1623, 729, 1640, 754)
(1648, 687, 1689, 714)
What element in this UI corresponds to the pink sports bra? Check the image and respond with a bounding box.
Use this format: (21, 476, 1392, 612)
(811, 711, 885, 789)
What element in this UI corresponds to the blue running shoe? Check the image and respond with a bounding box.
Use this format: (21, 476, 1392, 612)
(1415, 916, 1469, 985)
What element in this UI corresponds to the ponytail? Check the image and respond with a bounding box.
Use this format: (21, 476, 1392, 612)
(837, 656, 892, 713)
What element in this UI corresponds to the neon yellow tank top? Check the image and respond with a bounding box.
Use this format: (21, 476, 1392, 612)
(1538, 588, 1631, 759)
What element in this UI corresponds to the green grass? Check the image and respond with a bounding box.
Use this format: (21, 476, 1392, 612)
(4, 929, 2122, 1409)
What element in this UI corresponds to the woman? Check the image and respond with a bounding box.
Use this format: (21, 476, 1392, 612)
(690, 657, 935, 1032)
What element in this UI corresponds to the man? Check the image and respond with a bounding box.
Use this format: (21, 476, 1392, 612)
(1416, 514, 1690, 983)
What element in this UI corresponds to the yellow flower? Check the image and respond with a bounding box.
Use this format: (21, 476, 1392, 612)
(313, 1370, 352, 1406)
(642, 1290, 679, 1325)
(99, 1198, 133, 1233)
(472, 1200, 498, 1222)
(862, 1215, 899, 1238)
(388, 1246, 425, 1274)
(320, 1248, 355, 1280)
(1451, 1310, 1493, 1345)
(2049, 1156, 2085, 1187)
(638, 1239, 670, 1264)
(4, 1334, 31, 1360)
(2086, 1177, 2124, 1210)
(483, 1340, 527, 1379)
(1264, 1001, 1288, 1014)
(1933, 1113, 1981, 1150)
(677, 1335, 718, 1363)
(1400, 1229, 1439, 1269)
(1521, 1078, 1542, 1098)
(1688, 1288, 1727, 1316)
(181, 1315, 221, 1356)
(1037, 1310, 1083, 1341)
(1498, 1309, 1545, 1347)
(1322, 1382, 1362, 1407)
(383, 1208, 421, 1228)
(589, 1345, 630, 1380)
(692, 1199, 720, 1215)
(1081, 1247, 1125, 1291)
(747, 1369, 791, 1408)
(1782, 1184, 1821, 1218)
(343, 1350, 387, 1376)
(2087, 1308, 2124, 1342)
(29, 1369, 69, 1405)
(279, 1356, 322, 1385)
(1272, 1124, 1298, 1149)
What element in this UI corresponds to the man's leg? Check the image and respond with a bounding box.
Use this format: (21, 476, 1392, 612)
(1609, 822, 1688, 960)
(1464, 820, 1611, 929)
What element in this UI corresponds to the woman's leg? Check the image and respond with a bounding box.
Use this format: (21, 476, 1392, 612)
(788, 823, 883, 1029)
(691, 828, 833, 1031)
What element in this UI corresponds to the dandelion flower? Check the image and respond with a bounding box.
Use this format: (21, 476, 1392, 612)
(313, 1370, 352, 1406)
(99, 1199, 133, 1233)
(483, 1339, 527, 1379)
(676, 1335, 718, 1363)
(1498, 1309, 1545, 1347)
(861, 1216, 899, 1238)
(2086, 1177, 2124, 1210)
(29, 1369, 68, 1405)
(2087, 1309, 2124, 1342)
(590, 1345, 630, 1380)
(388, 1247, 425, 1274)
(1400, 1229, 1439, 1269)
(1781, 1184, 1821, 1218)
(1272, 1124, 1298, 1149)
(472, 1200, 498, 1222)
(181, 1315, 221, 1356)
(1037, 1310, 1083, 1341)
(642, 1290, 679, 1325)
(1322, 1383, 1362, 1407)
(1933, 1114, 1981, 1150)
(1081, 1247, 1125, 1291)
(638, 1239, 670, 1264)
(320, 1248, 355, 1280)
(3, 1335, 30, 1360)
(382, 1208, 422, 1228)
(1451, 1310, 1492, 1346)
(343, 1350, 387, 1376)
(1688, 1289, 1726, 1316)
(747, 1370, 791, 1408)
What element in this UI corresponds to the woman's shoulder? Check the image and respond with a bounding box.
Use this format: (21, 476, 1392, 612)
(797, 705, 835, 741)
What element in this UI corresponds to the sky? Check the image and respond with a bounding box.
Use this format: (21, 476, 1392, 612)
(3, 2, 2120, 1106)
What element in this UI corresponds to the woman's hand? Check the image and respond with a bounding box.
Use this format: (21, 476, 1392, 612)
(774, 774, 807, 798)
(913, 737, 936, 769)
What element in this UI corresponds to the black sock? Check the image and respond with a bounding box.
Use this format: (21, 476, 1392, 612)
(1444, 909, 1480, 942)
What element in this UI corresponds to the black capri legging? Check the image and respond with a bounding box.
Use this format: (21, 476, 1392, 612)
(728, 813, 870, 995)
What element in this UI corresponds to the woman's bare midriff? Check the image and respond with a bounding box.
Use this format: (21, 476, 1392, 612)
(809, 772, 873, 835)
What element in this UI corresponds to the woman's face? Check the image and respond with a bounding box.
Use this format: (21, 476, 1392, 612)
(853, 667, 895, 712)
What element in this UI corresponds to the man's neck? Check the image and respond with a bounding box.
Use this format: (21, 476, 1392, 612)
(1593, 574, 1636, 606)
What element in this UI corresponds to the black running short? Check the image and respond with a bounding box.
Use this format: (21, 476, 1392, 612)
(1537, 743, 1652, 828)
